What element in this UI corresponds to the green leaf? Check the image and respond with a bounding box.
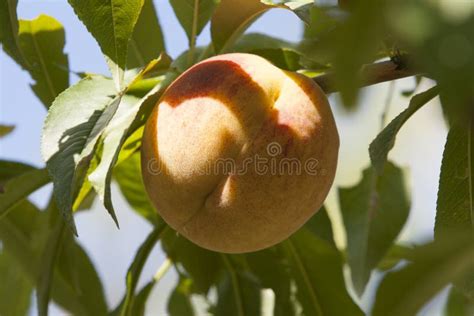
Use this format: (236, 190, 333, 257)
(0, 124, 14, 138)
(41, 75, 120, 233)
(0, 0, 26, 67)
(127, 0, 166, 68)
(0, 200, 108, 316)
(376, 244, 413, 272)
(67, 0, 145, 88)
(435, 119, 474, 297)
(372, 235, 474, 316)
(0, 160, 35, 183)
(161, 229, 221, 294)
(234, 33, 327, 71)
(435, 122, 474, 238)
(339, 162, 410, 296)
(130, 281, 156, 316)
(120, 222, 167, 316)
(445, 287, 474, 316)
(211, 0, 273, 53)
(0, 251, 32, 316)
(89, 65, 173, 222)
(328, 0, 387, 106)
(53, 228, 108, 316)
(304, 205, 335, 246)
(388, 3, 474, 118)
(18, 15, 69, 108)
(170, 0, 219, 45)
(168, 277, 195, 316)
(36, 205, 67, 316)
(216, 255, 261, 316)
(0, 167, 50, 220)
(283, 230, 363, 316)
(369, 86, 439, 173)
(246, 248, 296, 316)
(115, 152, 159, 225)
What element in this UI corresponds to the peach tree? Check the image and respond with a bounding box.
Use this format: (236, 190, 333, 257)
(1, 0, 474, 315)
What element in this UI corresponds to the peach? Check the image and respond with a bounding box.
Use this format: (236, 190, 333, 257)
(141, 53, 339, 253)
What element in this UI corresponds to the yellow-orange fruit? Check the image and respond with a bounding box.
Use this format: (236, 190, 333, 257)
(141, 53, 339, 253)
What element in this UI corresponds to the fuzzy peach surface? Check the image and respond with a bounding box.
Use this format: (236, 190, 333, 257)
(141, 53, 339, 253)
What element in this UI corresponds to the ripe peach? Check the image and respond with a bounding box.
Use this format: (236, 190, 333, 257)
(141, 53, 339, 253)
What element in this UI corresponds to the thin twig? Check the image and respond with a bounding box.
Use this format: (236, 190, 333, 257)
(313, 60, 418, 94)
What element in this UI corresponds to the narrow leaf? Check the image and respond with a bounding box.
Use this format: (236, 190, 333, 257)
(161, 228, 221, 294)
(0, 251, 32, 316)
(211, 0, 272, 53)
(37, 208, 66, 316)
(435, 119, 474, 297)
(445, 287, 474, 316)
(339, 162, 410, 295)
(283, 229, 363, 316)
(127, 0, 166, 68)
(0, 160, 35, 187)
(67, 0, 145, 88)
(170, 0, 219, 44)
(369, 86, 439, 173)
(435, 122, 474, 237)
(18, 15, 69, 108)
(0, 167, 50, 220)
(89, 69, 172, 221)
(115, 152, 159, 225)
(41, 75, 119, 233)
(120, 222, 167, 316)
(0, 201, 107, 315)
(372, 235, 474, 316)
(0, 124, 15, 138)
(216, 255, 261, 316)
(0, 0, 26, 67)
(246, 248, 296, 316)
(168, 278, 195, 316)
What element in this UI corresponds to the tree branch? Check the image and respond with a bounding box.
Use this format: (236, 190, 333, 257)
(314, 60, 419, 94)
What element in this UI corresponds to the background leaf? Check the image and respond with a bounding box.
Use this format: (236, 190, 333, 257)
(246, 248, 296, 316)
(435, 120, 474, 297)
(0, 200, 108, 316)
(114, 152, 159, 224)
(0, 124, 15, 138)
(339, 162, 410, 295)
(211, 0, 272, 53)
(369, 86, 439, 173)
(161, 229, 221, 294)
(168, 277, 195, 316)
(445, 287, 474, 316)
(435, 122, 474, 238)
(36, 205, 66, 316)
(0, 0, 26, 67)
(0, 167, 50, 219)
(0, 250, 32, 316)
(283, 229, 363, 316)
(120, 222, 166, 316)
(170, 0, 219, 45)
(67, 0, 144, 88)
(216, 255, 262, 316)
(372, 235, 474, 316)
(18, 15, 69, 108)
(127, 0, 166, 68)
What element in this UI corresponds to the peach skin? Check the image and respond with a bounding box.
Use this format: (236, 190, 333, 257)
(141, 53, 339, 253)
